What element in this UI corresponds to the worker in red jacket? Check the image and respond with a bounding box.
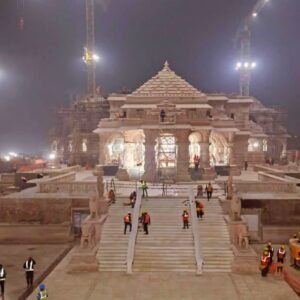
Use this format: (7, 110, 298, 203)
(142, 212, 151, 235)
(260, 250, 270, 277)
(182, 210, 189, 229)
(123, 212, 132, 235)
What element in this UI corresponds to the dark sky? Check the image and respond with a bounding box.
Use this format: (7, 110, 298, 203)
(0, 0, 299, 154)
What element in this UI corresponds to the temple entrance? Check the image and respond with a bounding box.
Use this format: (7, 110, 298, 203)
(156, 133, 177, 178)
(209, 132, 229, 166)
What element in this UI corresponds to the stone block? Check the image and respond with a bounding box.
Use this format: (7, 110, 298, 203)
(116, 168, 130, 181)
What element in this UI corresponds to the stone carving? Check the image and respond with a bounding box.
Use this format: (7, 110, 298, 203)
(89, 195, 100, 219)
(80, 220, 96, 249)
(231, 187, 241, 221)
(237, 224, 249, 249)
(226, 175, 233, 200)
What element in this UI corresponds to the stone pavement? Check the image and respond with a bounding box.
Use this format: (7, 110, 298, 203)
(0, 244, 69, 300)
(27, 248, 298, 300)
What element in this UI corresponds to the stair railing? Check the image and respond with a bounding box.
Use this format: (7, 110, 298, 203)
(189, 190, 204, 275)
(126, 187, 142, 274)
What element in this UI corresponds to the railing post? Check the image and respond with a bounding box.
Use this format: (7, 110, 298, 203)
(189, 190, 204, 275)
(126, 187, 142, 274)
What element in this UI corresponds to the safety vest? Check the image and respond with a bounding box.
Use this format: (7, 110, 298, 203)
(143, 214, 150, 224)
(0, 268, 5, 281)
(124, 215, 130, 223)
(260, 255, 269, 268)
(38, 290, 48, 300)
(25, 260, 34, 271)
(277, 249, 286, 259)
(182, 213, 189, 221)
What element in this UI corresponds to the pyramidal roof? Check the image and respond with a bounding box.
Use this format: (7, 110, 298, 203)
(130, 61, 203, 98)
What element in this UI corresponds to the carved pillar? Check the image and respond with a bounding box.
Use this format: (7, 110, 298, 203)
(228, 132, 235, 165)
(98, 133, 110, 165)
(176, 130, 191, 182)
(142, 130, 157, 182)
(201, 130, 216, 180)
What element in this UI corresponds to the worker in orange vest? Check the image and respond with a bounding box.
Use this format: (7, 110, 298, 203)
(182, 210, 189, 229)
(123, 212, 132, 235)
(276, 245, 286, 273)
(205, 182, 213, 201)
(195, 201, 204, 219)
(260, 250, 270, 277)
(142, 212, 151, 235)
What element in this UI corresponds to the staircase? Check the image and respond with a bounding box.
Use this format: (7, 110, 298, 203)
(96, 197, 132, 271)
(197, 197, 233, 272)
(133, 197, 196, 272)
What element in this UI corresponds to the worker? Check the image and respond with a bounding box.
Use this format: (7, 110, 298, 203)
(266, 242, 274, 265)
(260, 250, 270, 277)
(182, 210, 189, 229)
(129, 191, 136, 208)
(36, 283, 48, 300)
(194, 155, 200, 170)
(123, 212, 132, 235)
(195, 201, 204, 219)
(205, 182, 213, 201)
(142, 211, 151, 235)
(196, 185, 203, 198)
(108, 189, 116, 204)
(140, 180, 148, 199)
(0, 264, 6, 297)
(277, 245, 286, 274)
(23, 257, 36, 288)
(160, 109, 166, 122)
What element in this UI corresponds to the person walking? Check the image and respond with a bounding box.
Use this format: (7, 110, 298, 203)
(123, 212, 132, 235)
(277, 245, 286, 274)
(205, 182, 213, 201)
(266, 242, 274, 266)
(36, 283, 48, 300)
(129, 191, 136, 208)
(0, 264, 6, 297)
(182, 210, 189, 229)
(260, 250, 270, 277)
(244, 161, 248, 171)
(142, 212, 151, 235)
(23, 257, 36, 288)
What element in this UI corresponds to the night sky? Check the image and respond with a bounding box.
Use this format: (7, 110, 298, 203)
(0, 0, 299, 154)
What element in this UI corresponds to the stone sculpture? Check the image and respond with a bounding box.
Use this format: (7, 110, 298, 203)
(231, 187, 241, 221)
(226, 175, 233, 200)
(80, 221, 96, 249)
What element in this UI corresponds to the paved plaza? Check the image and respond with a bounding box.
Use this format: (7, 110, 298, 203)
(26, 249, 298, 300)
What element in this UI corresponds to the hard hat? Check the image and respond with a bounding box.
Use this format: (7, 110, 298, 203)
(263, 251, 269, 256)
(39, 283, 45, 290)
(268, 242, 272, 246)
(281, 245, 285, 249)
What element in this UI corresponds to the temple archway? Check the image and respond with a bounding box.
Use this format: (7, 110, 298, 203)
(209, 132, 229, 166)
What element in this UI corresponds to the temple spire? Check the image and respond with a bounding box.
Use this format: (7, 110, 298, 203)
(163, 60, 170, 71)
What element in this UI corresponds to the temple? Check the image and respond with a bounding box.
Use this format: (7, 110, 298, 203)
(93, 62, 288, 181)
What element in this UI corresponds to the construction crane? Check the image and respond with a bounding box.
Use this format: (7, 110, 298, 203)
(82, 0, 99, 97)
(235, 0, 270, 96)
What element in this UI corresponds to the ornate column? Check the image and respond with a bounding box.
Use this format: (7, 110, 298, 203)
(142, 130, 157, 182)
(98, 133, 109, 165)
(176, 130, 191, 182)
(200, 130, 216, 180)
(200, 131, 210, 168)
(228, 132, 242, 176)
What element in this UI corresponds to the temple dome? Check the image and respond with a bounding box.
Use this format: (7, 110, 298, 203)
(130, 61, 203, 98)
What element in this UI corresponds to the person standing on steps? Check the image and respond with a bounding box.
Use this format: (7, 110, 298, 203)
(182, 210, 189, 229)
(266, 242, 274, 266)
(123, 212, 132, 234)
(140, 180, 148, 199)
(195, 201, 204, 219)
(0, 264, 6, 297)
(23, 257, 36, 288)
(260, 250, 270, 277)
(142, 211, 151, 235)
(205, 182, 213, 201)
(129, 191, 136, 208)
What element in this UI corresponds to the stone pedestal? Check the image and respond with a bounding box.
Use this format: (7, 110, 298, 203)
(201, 167, 216, 180)
(116, 168, 130, 181)
(230, 165, 242, 176)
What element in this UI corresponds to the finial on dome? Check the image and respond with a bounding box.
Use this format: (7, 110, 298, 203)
(162, 60, 171, 71)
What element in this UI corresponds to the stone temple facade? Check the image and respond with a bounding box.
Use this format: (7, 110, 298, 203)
(94, 62, 289, 181)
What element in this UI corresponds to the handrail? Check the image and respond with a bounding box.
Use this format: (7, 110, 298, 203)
(126, 187, 142, 274)
(189, 190, 203, 275)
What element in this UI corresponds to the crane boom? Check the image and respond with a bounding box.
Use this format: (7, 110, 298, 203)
(85, 0, 96, 97)
(236, 0, 269, 96)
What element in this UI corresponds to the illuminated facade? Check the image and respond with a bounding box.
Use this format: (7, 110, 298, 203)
(92, 62, 289, 181)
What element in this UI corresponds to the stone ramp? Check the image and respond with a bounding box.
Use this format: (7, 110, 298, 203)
(198, 197, 233, 272)
(133, 198, 196, 272)
(96, 197, 132, 271)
